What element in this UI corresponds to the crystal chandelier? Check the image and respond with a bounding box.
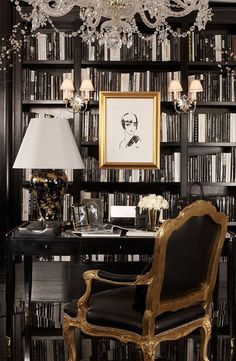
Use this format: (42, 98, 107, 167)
(15, 0, 213, 48)
(0, 0, 213, 70)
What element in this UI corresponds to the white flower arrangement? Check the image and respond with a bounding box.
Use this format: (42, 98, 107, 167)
(138, 194, 169, 212)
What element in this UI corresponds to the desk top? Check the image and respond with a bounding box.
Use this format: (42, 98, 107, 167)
(5, 226, 155, 256)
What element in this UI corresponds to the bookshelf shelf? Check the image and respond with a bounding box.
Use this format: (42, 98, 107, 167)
(80, 181, 181, 194)
(22, 60, 74, 67)
(197, 102, 236, 107)
(81, 60, 182, 70)
(81, 141, 181, 147)
(22, 100, 66, 105)
(188, 182, 236, 187)
(188, 142, 236, 147)
(189, 61, 236, 68)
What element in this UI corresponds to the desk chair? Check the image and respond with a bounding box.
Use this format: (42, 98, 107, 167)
(63, 200, 227, 361)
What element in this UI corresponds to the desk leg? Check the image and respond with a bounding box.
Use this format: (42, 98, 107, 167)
(23, 256, 33, 325)
(5, 242, 15, 359)
(227, 235, 236, 360)
(23, 256, 33, 361)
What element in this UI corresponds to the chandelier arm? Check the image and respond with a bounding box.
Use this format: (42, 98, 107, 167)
(82, 9, 102, 29)
(165, 0, 203, 18)
(34, 0, 74, 17)
(139, 10, 165, 29)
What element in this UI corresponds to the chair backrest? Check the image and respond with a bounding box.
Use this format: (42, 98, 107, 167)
(146, 200, 227, 316)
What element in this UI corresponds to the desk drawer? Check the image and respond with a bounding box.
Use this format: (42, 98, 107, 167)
(11, 237, 154, 256)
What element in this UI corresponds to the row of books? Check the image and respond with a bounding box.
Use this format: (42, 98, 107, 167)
(160, 338, 200, 361)
(79, 334, 231, 361)
(188, 148, 236, 183)
(80, 111, 99, 142)
(215, 195, 236, 222)
(81, 68, 181, 101)
(215, 300, 229, 328)
(188, 112, 236, 143)
(31, 337, 67, 361)
(23, 32, 73, 61)
(81, 32, 181, 62)
(80, 111, 181, 144)
(32, 254, 152, 263)
(21, 187, 179, 223)
(188, 32, 236, 62)
(29, 335, 206, 361)
(80, 190, 180, 223)
(189, 72, 236, 102)
(215, 337, 233, 361)
(81, 152, 181, 183)
(20, 300, 64, 329)
(28, 315, 230, 361)
(161, 112, 181, 142)
(21, 68, 73, 100)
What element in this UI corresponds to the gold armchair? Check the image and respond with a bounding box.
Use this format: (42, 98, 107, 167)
(63, 200, 227, 361)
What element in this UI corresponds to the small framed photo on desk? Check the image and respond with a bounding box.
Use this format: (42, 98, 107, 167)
(72, 204, 89, 229)
(82, 198, 103, 226)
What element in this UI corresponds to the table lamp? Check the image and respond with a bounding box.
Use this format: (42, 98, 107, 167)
(13, 117, 84, 221)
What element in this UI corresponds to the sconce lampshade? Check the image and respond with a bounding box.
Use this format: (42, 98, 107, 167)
(189, 79, 203, 93)
(13, 117, 84, 221)
(60, 79, 75, 100)
(168, 79, 183, 93)
(60, 78, 75, 91)
(79, 79, 94, 92)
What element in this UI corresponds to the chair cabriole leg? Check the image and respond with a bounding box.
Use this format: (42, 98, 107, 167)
(199, 317, 211, 361)
(63, 317, 77, 361)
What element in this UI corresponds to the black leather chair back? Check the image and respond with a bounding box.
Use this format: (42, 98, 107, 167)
(160, 215, 219, 300)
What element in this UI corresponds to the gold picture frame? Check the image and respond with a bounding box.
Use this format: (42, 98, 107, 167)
(99, 91, 160, 169)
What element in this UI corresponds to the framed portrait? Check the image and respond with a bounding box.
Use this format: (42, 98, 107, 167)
(72, 204, 89, 229)
(99, 91, 160, 169)
(82, 198, 103, 226)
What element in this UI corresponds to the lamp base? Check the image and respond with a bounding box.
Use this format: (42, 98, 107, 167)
(31, 169, 68, 221)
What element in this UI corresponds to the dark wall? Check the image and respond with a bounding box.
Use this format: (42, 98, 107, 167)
(0, 0, 13, 265)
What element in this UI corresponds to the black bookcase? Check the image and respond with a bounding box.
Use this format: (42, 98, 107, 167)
(4, 2, 236, 361)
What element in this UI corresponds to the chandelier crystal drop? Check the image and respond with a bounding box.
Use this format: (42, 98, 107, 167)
(15, 0, 213, 48)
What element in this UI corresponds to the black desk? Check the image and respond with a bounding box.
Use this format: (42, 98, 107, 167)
(5, 227, 236, 361)
(5, 227, 155, 360)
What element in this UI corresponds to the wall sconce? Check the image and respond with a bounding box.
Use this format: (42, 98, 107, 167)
(60, 79, 94, 113)
(168, 79, 203, 113)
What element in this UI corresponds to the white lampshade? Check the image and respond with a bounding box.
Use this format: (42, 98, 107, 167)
(79, 79, 94, 92)
(13, 117, 84, 169)
(60, 79, 75, 91)
(168, 80, 183, 93)
(60, 79, 75, 100)
(189, 79, 203, 92)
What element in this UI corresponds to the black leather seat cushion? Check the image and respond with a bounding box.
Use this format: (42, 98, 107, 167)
(64, 286, 205, 335)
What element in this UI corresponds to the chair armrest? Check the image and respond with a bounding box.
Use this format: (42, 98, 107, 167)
(78, 270, 152, 309)
(83, 269, 151, 286)
(97, 270, 138, 283)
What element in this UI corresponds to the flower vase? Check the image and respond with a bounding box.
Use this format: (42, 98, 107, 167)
(146, 209, 160, 232)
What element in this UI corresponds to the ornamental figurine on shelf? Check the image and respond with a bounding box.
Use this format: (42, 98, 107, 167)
(138, 194, 169, 232)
